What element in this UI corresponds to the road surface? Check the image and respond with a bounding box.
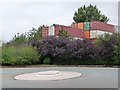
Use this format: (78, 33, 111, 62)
(2, 67, 118, 88)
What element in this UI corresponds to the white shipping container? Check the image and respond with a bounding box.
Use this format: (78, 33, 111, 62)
(96, 30, 111, 38)
(108, 32, 112, 35)
(90, 30, 97, 38)
(97, 30, 104, 38)
(48, 26, 55, 36)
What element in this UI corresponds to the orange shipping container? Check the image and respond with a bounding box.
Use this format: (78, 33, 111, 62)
(78, 23, 84, 29)
(84, 31, 90, 39)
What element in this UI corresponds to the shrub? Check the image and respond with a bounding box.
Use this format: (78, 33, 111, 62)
(44, 57, 51, 64)
(35, 34, 120, 66)
(2, 45, 40, 66)
(113, 33, 120, 65)
(36, 36, 95, 65)
(96, 33, 118, 65)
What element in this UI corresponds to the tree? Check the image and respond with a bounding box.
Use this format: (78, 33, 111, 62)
(28, 27, 42, 41)
(113, 33, 120, 65)
(11, 33, 26, 45)
(27, 26, 42, 46)
(57, 28, 70, 38)
(73, 4, 109, 23)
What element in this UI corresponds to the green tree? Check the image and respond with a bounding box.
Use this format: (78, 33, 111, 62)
(96, 33, 120, 65)
(27, 27, 42, 42)
(11, 33, 26, 45)
(96, 33, 112, 45)
(9, 26, 42, 46)
(73, 4, 109, 23)
(57, 28, 70, 38)
(113, 33, 120, 65)
(27, 27, 42, 46)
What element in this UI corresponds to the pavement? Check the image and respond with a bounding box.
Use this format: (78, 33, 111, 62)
(2, 67, 119, 88)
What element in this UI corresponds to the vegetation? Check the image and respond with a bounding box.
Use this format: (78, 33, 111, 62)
(2, 26, 42, 66)
(9, 26, 42, 46)
(73, 4, 109, 23)
(44, 57, 51, 64)
(2, 45, 40, 66)
(113, 33, 120, 64)
(1, 4, 119, 66)
(2, 32, 119, 66)
(34, 35, 119, 66)
(57, 28, 70, 38)
(96, 33, 120, 66)
(27, 27, 42, 46)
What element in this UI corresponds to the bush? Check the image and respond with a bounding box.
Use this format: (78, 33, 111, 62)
(36, 36, 95, 65)
(44, 57, 51, 64)
(35, 34, 120, 66)
(2, 45, 40, 66)
(96, 33, 118, 65)
(113, 33, 120, 65)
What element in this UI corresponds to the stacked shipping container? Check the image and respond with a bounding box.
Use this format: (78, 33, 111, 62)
(71, 21, 115, 41)
(90, 21, 115, 40)
(84, 22, 90, 30)
(90, 21, 115, 33)
(83, 22, 90, 39)
(78, 23, 84, 29)
(42, 25, 84, 39)
(84, 31, 90, 39)
(48, 26, 55, 36)
(42, 21, 115, 42)
(54, 25, 84, 39)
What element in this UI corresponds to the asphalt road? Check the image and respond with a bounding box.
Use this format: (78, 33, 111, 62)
(2, 67, 118, 88)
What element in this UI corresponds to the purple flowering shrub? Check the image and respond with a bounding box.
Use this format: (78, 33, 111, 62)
(35, 34, 118, 65)
(36, 36, 96, 65)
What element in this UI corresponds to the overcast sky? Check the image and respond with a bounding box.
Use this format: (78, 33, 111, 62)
(0, 0, 119, 42)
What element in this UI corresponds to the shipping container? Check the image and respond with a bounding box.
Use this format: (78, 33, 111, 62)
(84, 31, 90, 39)
(48, 26, 55, 36)
(84, 22, 90, 30)
(54, 25, 84, 38)
(90, 21, 115, 33)
(90, 21, 98, 29)
(108, 32, 112, 35)
(90, 30, 97, 38)
(96, 30, 110, 38)
(42, 27, 48, 37)
(78, 22, 84, 29)
(96, 30, 104, 38)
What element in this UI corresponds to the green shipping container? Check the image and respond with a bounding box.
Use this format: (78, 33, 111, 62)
(84, 22, 90, 30)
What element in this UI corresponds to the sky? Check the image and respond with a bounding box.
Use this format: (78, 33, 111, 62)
(0, 0, 119, 42)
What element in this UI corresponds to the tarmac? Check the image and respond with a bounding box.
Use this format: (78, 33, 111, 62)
(2, 67, 119, 88)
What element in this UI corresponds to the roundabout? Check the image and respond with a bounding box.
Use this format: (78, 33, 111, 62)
(14, 70, 82, 81)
